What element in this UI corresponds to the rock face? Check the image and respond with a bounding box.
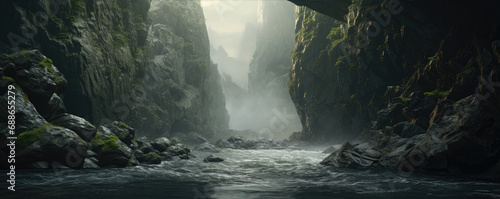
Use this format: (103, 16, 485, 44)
(293, 0, 500, 175)
(0, 50, 87, 169)
(0, 50, 196, 169)
(0, 0, 229, 139)
(401, 95, 500, 174)
(287, 0, 350, 21)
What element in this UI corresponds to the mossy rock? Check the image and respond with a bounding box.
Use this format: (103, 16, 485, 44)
(102, 135, 120, 152)
(144, 152, 161, 164)
(17, 124, 52, 148)
(118, 121, 130, 129)
(90, 132, 119, 152)
(38, 58, 54, 72)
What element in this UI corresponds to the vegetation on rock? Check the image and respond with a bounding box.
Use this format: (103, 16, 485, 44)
(17, 124, 52, 148)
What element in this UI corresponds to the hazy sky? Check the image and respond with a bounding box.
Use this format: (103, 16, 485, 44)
(201, 0, 260, 88)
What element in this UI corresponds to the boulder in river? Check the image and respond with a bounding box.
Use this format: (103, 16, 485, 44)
(179, 154, 190, 160)
(17, 124, 88, 169)
(144, 152, 162, 164)
(401, 95, 500, 174)
(321, 142, 381, 168)
(167, 143, 191, 156)
(136, 137, 157, 154)
(151, 137, 172, 152)
(90, 131, 138, 167)
(203, 155, 224, 163)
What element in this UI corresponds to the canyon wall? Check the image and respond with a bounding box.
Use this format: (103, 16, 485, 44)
(0, 0, 229, 139)
(288, 0, 500, 174)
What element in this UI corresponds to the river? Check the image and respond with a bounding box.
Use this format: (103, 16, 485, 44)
(3, 148, 500, 198)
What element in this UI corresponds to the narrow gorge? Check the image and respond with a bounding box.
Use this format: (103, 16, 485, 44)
(0, 0, 499, 198)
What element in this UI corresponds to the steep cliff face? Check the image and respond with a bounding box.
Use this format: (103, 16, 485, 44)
(128, 0, 229, 138)
(289, 6, 390, 142)
(289, 0, 500, 174)
(0, 0, 229, 138)
(0, 0, 151, 124)
(289, 0, 500, 142)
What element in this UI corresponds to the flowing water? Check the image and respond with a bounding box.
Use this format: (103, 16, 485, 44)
(2, 148, 500, 199)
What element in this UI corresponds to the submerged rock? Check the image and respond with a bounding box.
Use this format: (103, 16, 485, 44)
(203, 155, 224, 163)
(178, 154, 190, 160)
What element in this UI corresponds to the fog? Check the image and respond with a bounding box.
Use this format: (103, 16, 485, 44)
(202, 0, 259, 88)
(202, 0, 302, 140)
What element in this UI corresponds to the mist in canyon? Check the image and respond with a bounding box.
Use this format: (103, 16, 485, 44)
(1, 0, 500, 198)
(202, 0, 302, 140)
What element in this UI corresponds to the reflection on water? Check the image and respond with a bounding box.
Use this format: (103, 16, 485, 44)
(2, 149, 500, 199)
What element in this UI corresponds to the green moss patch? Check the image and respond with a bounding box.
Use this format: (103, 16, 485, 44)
(424, 89, 449, 100)
(18, 124, 52, 148)
(118, 121, 130, 129)
(7, 55, 15, 61)
(22, 93, 29, 102)
(102, 135, 120, 152)
(146, 152, 161, 161)
(2, 76, 15, 83)
(38, 58, 54, 73)
(37, 58, 63, 84)
(91, 132, 120, 152)
(91, 132, 105, 148)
